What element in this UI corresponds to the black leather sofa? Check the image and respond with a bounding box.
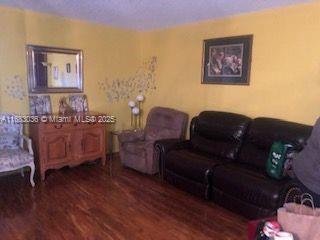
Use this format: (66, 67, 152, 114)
(155, 111, 312, 219)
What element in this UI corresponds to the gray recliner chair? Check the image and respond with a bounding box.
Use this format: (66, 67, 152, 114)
(118, 107, 188, 174)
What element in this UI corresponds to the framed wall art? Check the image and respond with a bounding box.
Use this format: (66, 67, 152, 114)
(202, 35, 253, 85)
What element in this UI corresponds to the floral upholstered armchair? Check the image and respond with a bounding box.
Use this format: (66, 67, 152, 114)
(0, 113, 35, 187)
(69, 94, 89, 112)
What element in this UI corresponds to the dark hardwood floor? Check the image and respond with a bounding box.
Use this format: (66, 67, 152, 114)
(0, 157, 247, 240)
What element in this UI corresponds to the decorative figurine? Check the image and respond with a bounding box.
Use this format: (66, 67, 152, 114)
(59, 97, 75, 115)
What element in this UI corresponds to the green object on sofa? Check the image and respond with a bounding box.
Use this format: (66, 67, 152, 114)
(266, 141, 291, 180)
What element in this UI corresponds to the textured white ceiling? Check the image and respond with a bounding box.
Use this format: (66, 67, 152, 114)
(0, 0, 314, 31)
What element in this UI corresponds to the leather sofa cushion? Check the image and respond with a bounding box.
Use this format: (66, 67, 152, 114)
(166, 149, 220, 183)
(191, 135, 240, 161)
(212, 163, 290, 209)
(191, 111, 251, 160)
(238, 117, 312, 170)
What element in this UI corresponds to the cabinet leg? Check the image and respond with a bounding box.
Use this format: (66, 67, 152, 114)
(101, 154, 106, 166)
(40, 170, 46, 181)
(109, 154, 113, 177)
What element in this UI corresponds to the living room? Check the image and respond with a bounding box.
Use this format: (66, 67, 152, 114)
(1, 0, 319, 239)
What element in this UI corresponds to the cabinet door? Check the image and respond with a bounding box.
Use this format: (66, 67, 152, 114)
(42, 133, 72, 165)
(80, 128, 104, 158)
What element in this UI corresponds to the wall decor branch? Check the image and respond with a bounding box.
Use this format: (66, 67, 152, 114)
(98, 56, 157, 103)
(4, 75, 27, 100)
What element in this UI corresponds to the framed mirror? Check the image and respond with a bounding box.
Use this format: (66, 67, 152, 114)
(26, 45, 83, 93)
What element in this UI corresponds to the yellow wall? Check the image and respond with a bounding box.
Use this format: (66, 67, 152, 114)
(0, 7, 27, 114)
(141, 1, 320, 125)
(0, 6, 140, 132)
(1, 1, 320, 135)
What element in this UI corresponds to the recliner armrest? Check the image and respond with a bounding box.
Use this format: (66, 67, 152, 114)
(118, 129, 145, 143)
(154, 139, 191, 179)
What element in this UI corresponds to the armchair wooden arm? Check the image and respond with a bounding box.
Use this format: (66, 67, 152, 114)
(19, 135, 34, 155)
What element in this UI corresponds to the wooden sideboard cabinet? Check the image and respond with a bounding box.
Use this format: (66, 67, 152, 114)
(29, 112, 107, 180)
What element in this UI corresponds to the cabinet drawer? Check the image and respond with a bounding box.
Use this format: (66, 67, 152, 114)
(39, 123, 74, 132)
(73, 121, 105, 129)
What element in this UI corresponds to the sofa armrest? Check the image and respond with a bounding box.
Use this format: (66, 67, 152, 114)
(154, 139, 191, 180)
(118, 129, 145, 143)
(19, 135, 34, 155)
(154, 139, 190, 153)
